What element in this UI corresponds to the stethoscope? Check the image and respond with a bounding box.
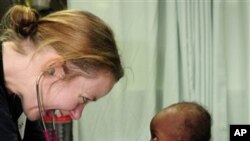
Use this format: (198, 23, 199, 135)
(36, 68, 58, 141)
(36, 66, 91, 141)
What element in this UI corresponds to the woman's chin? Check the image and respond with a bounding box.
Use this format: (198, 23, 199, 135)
(25, 111, 40, 121)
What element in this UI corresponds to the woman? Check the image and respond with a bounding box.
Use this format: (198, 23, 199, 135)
(0, 4, 124, 140)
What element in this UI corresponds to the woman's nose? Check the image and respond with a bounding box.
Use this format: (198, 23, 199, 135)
(70, 104, 85, 120)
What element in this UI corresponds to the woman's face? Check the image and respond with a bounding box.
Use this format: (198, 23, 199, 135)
(24, 63, 115, 121)
(3, 42, 116, 121)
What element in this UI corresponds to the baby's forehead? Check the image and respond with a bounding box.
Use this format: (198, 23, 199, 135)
(152, 110, 180, 125)
(152, 107, 194, 126)
(151, 103, 199, 124)
(159, 106, 183, 117)
(164, 104, 199, 114)
(151, 112, 185, 135)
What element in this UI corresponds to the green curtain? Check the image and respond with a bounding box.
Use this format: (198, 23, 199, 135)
(69, 0, 250, 141)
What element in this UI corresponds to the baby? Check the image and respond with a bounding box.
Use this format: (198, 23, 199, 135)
(150, 102, 211, 141)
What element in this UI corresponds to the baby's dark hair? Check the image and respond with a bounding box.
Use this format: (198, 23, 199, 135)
(164, 101, 211, 141)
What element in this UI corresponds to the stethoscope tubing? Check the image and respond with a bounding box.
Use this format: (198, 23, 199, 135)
(36, 70, 58, 141)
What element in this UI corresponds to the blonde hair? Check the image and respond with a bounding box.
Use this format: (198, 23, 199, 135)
(1, 5, 124, 81)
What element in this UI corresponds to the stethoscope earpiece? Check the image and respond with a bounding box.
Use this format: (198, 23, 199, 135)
(47, 68, 55, 76)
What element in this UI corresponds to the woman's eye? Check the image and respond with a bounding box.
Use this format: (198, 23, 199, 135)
(80, 96, 93, 105)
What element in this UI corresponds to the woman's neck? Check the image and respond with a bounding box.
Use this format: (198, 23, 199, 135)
(2, 41, 59, 96)
(2, 41, 34, 94)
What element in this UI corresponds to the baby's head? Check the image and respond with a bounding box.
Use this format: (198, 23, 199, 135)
(150, 102, 211, 141)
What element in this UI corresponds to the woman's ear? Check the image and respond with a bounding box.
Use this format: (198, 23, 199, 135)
(47, 66, 65, 80)
(47, 67, 55, 76)
(43, 57, 65, 79)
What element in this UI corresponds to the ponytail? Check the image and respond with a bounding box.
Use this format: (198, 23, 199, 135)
(1, 5, 39, 38)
